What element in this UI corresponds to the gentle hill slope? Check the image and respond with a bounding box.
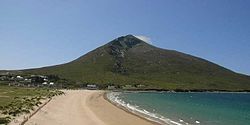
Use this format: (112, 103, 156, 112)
(23, 35, 250, 90)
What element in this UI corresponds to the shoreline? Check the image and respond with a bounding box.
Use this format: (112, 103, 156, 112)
(104, 91, 183, 125)
(103, 92, 161, 125)
(104, 90, 250, 125)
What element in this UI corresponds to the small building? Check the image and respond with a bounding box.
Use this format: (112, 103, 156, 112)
(17, 76, 22, 78)
(87, 84, 98, 90)
(136, 84, 146, 88)
(16, 76, 24, 80)
(42, 82, 48, 85)
(107, 85, 116, 90)
(49, 82, 54, 85)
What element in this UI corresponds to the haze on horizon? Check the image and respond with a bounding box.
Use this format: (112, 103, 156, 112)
(0, 0, 250, 75)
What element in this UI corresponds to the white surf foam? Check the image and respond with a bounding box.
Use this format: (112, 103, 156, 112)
(106, 92, 191, 125)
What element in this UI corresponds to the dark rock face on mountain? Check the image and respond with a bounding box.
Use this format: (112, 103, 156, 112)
(23, 35, 250, 91)
(107, 35, 146, 74)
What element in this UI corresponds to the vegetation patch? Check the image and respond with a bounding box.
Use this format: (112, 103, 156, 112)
(0, 85, 64, 124)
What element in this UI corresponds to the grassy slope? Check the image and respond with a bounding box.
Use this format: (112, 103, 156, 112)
(22, 35, 250, 91)
(123, 45, 250, 90)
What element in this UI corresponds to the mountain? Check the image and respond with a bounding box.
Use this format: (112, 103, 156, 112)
(23, 35, 250, 91)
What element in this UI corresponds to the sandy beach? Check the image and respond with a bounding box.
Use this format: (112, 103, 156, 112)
(25, 90, 154, 125)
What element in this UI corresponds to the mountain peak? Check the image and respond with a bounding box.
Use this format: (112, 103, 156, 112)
(124, 34, 151, 44)
(117, 34, 143, 42)
(108, 35, 146, 49)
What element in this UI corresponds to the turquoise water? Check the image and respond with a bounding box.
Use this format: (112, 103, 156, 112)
(107, 92, 250, 125)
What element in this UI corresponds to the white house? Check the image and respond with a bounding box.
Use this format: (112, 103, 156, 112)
(42, 82, 48, 85)
(87, 84, 98, 90)
(16, 76, 23, 79)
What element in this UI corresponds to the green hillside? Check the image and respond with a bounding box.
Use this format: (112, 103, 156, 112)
(22, 35, 250, 91)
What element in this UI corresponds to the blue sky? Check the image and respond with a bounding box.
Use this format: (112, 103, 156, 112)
(0, 0, 249, 75)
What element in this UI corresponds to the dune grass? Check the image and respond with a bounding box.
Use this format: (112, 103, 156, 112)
(0, 85, 64, 124)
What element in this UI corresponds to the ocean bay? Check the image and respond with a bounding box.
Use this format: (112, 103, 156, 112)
(108, 92, 250, 125)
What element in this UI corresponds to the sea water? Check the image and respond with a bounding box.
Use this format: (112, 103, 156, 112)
(107, 92, 250, 125)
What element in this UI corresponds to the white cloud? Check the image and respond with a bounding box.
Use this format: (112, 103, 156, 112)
(134, 35, 152, 44)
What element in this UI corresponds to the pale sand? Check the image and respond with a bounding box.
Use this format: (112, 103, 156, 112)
(25, 90, 154, 125)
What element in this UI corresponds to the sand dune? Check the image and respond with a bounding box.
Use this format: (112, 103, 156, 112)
(25, 90, 154, 125)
